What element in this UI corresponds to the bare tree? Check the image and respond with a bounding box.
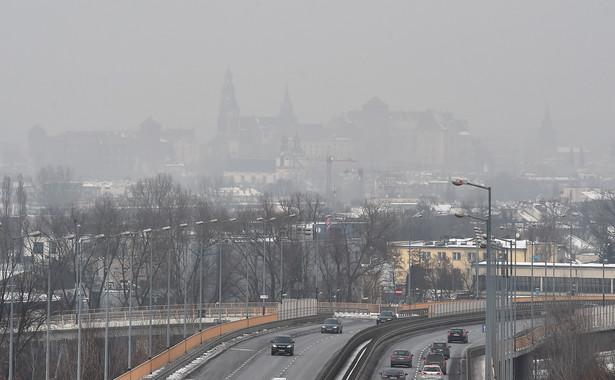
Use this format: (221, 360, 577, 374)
(320, 200, 398, 303)
(530, 304, 615, 379)
(33, 165, 81, 209)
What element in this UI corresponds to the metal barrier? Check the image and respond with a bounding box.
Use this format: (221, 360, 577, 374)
(114, 314, 278, 380)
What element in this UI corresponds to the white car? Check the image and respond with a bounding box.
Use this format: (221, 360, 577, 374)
(420, 364, 444, 380)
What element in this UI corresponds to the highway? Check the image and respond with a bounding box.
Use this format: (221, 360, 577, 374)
(371, 322, 485, 380)
(182, 317, 375, 380)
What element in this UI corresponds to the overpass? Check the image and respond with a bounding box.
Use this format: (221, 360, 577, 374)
(35, 296, 615, 379)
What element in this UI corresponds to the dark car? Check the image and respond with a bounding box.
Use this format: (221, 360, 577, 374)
(390, 349, 413, 367)
(378, 368, 408, 379)
(429, 342, 450, 359)
(423, 353, 447, 375)
(376, 310, 397, 324)
(321, 317, 343, 334)
(271, 335, 294, 356)
(447, 327, 469, 343)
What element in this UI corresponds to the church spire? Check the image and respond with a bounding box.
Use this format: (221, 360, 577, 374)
(538, 106, 557, 150)
(217, 67, 240, 136)
(277, 85, 297, 128)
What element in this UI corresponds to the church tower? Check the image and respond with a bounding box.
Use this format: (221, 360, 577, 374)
(277, 85, 297, 129)
(537, 107, 557, 151)
(217, 68, 240, 138)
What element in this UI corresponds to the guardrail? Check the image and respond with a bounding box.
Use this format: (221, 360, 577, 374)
(114, 314, 279, 380)
(317, 313, 485, 380)
(110, 296, 615, 380)
(114, 299, 318, 380)
(319, 297, 615, 380)
(49, 302, 282, 328)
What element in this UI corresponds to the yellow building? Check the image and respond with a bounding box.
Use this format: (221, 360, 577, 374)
(387, 238, 560, 298)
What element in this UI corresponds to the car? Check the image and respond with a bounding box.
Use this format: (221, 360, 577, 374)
(271, 335, 294, 356)
(378, 368, 408, 379)
(447, 327, 469, 343)
(376, 310, 397, 324)
(423, 353, 447, 375)
(390, 349, 413, 367)
(420, 364, 444, 379)
(321, 317, 343, 334)
(429, 342, 450, 359)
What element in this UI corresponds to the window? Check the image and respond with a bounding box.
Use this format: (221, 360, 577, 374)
(423, 251, 431, 260)
(438, 251, 446, 259)
(469, 252, 477, 261)
(453, 252, 462, 261)
(34, 242, 44, 254)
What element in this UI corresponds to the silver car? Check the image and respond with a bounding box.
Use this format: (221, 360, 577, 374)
(420, 364, 444, 380)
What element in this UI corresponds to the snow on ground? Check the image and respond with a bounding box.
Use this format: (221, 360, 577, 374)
(143, 328, 282, 380)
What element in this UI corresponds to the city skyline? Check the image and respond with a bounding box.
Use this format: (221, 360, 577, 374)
(2, 1, 615, 156)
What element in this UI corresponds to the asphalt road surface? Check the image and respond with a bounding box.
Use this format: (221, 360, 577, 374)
(184, 317, 375, 380)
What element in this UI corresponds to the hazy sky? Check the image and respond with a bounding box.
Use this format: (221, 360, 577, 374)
(2, 1, 614, 151)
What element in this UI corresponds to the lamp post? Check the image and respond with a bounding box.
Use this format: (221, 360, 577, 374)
(568, 217, 574, 297)
(42, 233, 73, 380)
(8, 230, 40, 380)
(142, 228, 153, 359)
(102, 233, 115, 380)
(119, 231, 135, 370)
(257, 217, 276, 315)
(72, 229, 103, 380)
(314, 215, 331, 302)
(72, 224, 82, 380)
(195, 219, 217, 332)
(406, 213, 422, 305)
(279, 214, 297, 302)
(473, 226, 484, 299)
(45, 237, 51, 380)
(141, 227, 163, 361)
(603, 258, 608, 307)
(452, 178, 494, 380)
(215, 218, 237, 323)
(163, 223, 187, 349)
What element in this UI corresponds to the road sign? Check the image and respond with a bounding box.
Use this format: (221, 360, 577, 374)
(260, 295, 268, 299)
(395, 288, 403, 296)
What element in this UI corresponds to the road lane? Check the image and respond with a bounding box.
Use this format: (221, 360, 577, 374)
(371, 322, 486, 380)
(185, 317, 374, 380)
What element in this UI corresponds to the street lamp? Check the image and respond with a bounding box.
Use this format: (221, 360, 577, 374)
(215, 218, 237, 323)
(407, 213, 422, 305)
(68, 229, 104, 380)
(142, 228, 153, 359)
(8, 229, 40, 380)
(603, 258, 608, 307)
(257, 216, 276, 315)
(42, 233, 74, 380)
(101, 231, 125, 380)
(472, 226, 484, 299)
(119, 230, 135, 370)
(163, 223, 187, 349)
(314, 215, 331, 301)
(278, 213, 297, 302)
(452, 178, 494, 380)
(195, 219, 217, 332)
